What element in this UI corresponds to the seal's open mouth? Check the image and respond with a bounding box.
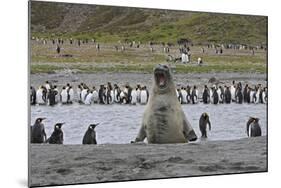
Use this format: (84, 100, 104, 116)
(155, 71, 167, 89)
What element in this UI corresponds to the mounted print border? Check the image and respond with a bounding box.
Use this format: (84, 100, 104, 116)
(28, 0, 268, 187)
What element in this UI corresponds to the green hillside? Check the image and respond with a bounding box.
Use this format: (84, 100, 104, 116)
(30, 1, 267, 45)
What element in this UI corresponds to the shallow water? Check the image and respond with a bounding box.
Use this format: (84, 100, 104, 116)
(31, 103, 267, 145)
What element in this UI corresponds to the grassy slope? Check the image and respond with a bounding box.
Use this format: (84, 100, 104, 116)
(30, 1, 267, 45)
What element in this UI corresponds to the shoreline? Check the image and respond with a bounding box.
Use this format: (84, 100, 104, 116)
(30, 136, 267, 187)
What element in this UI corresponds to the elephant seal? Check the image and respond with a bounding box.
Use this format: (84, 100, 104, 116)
(134, 64, 197, 144)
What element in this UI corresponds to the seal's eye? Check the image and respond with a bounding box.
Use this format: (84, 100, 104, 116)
(163, 65, 168, 69)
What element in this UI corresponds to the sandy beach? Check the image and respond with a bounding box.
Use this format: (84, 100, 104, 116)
(29, 136, 267, 187)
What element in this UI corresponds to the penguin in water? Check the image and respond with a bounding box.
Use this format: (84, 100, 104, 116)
(176, 88, 182, 103)
(82, 123, 99, 144)
(212, 87, 219, 104)
(46, 123, 65, 144)
(77, 85, 82, 103)
(202, 85, 210, 104)
(92, 87, 99, 103)
(30, 86, 36, 105)
(68, 86, 74, 104)
(254, 86, 260, 104)
(98, 85, 106, 104)
(246, 117, 261, 137)
(199, 113, 211, 138)
(224, 86, 231, 104)
(230, 81, 236, 102)
(262, 87, 267, 104)
(81, 87, 89, 104)
(130, 88, 138, 105)
(236, 86, 243, 104)
(47, 87, 58, 106)
(36, 86, 46, 105)
(60, 86, 68, 104)
(31, 118, 47, 143)
(140, 86, 149, 104)
(191, 86, 199, 104)
(217, 86, 224, 103)
(243, 84, 249, 103)
(186, 85, 191, 103)
(181, 87, 188, 104)
(84, 90, 93, 105)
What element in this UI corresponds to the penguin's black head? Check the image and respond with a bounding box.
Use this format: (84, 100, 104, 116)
(89, 123, 99, 130)
(202, 113, 209, 119)
(35, 118, 46, 123)
(54, 123, 65, 130)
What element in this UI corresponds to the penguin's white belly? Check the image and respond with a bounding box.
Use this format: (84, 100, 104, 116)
(181, 91, 187, 103)
(36, 90, 45, 104)
(131, 92, 137, 104)
(84, 94, 93, 105)
(140, 91, 147, 104)
(92, 91, 99, 102)
(61, 91, 68, 103)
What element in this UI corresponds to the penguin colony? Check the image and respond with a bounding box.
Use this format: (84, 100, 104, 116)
(30, 80, 267, 106)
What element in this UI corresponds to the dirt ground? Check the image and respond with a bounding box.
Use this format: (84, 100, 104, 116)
(29, 136, 267, 187)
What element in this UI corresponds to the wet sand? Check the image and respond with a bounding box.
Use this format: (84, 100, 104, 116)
(29, 136, 267, 187)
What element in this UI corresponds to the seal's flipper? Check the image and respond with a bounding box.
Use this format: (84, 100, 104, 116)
(182, 114, 197, 142)
(134, 123, 146, 142)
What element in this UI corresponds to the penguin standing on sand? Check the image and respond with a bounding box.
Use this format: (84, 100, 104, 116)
(199, 113, 211, 138)
(46, 123, 65, 144)
(82, 123, 99, 144)
(31, 118, 47, 143)
(246, 117, 262, 137)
